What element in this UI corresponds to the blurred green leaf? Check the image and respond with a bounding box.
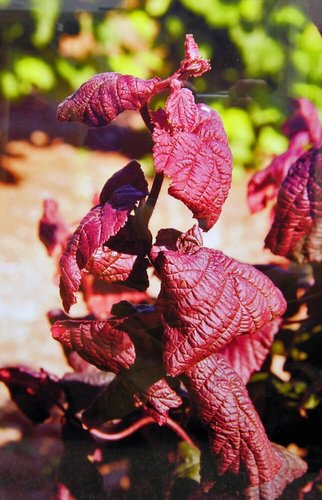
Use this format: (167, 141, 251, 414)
(175, 442, 201, 483)
(230, 26, 285, 77)
(180, 0, 240, 28)
(14, 56, 55, 91)
(146, 0, 172, 17)
(240, 0, 263, 23)
(30, 0, 61, 47)
(272, 6, 306, 28)
(0, 71, 20, 99)
(257, 126, 288, 156)
(56, 59, 96, 90)
(302, 393, 320, 410)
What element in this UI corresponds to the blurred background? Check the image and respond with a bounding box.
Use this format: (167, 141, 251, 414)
(0, 0, 321, 497)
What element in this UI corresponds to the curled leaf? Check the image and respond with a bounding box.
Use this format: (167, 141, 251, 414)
(265, 147, 322, 263)
(247, 132, 309, 214)
(185, 353, 281, 485)
(59, 161, 148, 312)
(178, 33, 211, 79)
(57, 73, 159, 127)
(0, 366, 61, 424)
(282, 98, 322, 145)
(248, 98, 321, 214)
(86, 245, 149, 291)
(155, 227, 286, 375)
(245, 443, 307, 499)
(38, 199, 70, 256)
(219, 319, 281, 384)
(153, 89, 232, 231)
(51, 319, 136, 373)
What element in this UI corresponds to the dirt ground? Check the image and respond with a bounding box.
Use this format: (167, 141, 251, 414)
(0, 131, 278, 497)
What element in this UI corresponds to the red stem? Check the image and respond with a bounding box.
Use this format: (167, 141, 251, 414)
(86, 416, 196, 447)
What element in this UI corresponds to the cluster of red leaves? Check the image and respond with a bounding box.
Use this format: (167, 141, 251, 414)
(247, 97, 322, 264)
(248, 98, 322, 215)
(1, 34, 309, 498)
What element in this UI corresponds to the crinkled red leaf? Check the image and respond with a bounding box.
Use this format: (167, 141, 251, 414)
(59, 161, 148, 312)
(85, 214, 150, 292)
(155, 226, 286, 375)
(38, 199, 70, 256)
(185, 353, 281, 485)
(134, 378, 182, 425)
(57, 73, 160, 127)
(153, 89, 232, 231)
(83, 310, 165, 426)
(0, 366, 61, 423)
(59, 203, 129, 312)
(51, 319, 136, 373)
(247, 132, 309, 214)
(219, 319, 281, 384)
(244, 443, 307, 499)
(265, 147, 322, 263)
(86, 245, 149, 291)
(178, 33, 211, 79)
(282, 98, 322, 145)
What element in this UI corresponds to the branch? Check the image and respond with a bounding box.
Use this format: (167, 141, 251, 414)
(85, 416, 196, 447)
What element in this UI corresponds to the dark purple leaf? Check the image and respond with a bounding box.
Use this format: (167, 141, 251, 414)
(99, 160, 149, 205)
(59, 162, 148, 312)
(155, 226, 286, 375)
(153, 89, 232, 231)
(282, 98, 322, 145)
(57, 73, 160, 127)
(184, 353, 281, 486)
(219, 319, 281, 384)
(0, 366, 61, 423)
(135, 378, 182, 425)
(38, 199, 70, 256)
(265, 147, 322, 263)
(61, 371, 114, 414)
(247, 132, 309, 214)
(51, 319, 136, 373)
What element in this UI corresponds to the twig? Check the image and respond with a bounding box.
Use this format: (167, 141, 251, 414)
(86, 416, 196, 447)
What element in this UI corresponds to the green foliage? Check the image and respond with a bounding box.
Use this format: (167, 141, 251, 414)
(175, 442, 201, 482)
(0, 0, 320, 170)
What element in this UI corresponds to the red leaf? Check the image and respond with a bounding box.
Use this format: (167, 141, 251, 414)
(245, 443, 307, 499)
(38, 199, 70, 256)
(0, 366, 61, 423)
(57, 73, 160, 127)
(135, 378, 182, 425)
(265, 147, 322, 263)
(51, 319, 136, 373)
(155, 226, 286, 375)
(59, 161, 148, 312)
(81, 276, 151, 319)
(247, 132, 309, 214)
(86, 245, 149, 291)
(185, 353, 281, 485)
(282, 98, 322, 145)
(59, 203, 129, 312)
(153, 90, 232, 231)
(178, 33, 211, 79)
(219, 319, 281, 384)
